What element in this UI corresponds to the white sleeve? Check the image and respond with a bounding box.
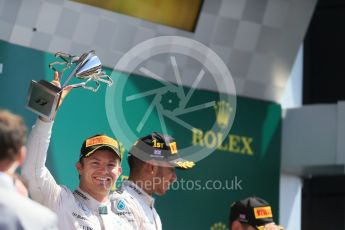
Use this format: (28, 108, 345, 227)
(21, 119, 62, 211)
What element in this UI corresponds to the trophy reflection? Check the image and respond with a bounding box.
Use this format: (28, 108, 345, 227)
(26, 50, 112, 121)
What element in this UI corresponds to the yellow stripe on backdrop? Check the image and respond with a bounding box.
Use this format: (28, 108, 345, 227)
(72, 0, 203, 31)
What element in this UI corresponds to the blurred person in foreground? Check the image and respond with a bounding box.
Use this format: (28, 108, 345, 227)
(0, 109, 58, 229)
(229, 196, 285, 230)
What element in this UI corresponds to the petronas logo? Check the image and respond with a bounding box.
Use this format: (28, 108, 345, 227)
(210, 222, 227, 230)
(214, 101, 233, 129)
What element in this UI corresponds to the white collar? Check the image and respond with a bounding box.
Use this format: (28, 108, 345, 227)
(0, 172, 15, 190)
(122, 180, 155, 208)
(74, 187, 110, 214)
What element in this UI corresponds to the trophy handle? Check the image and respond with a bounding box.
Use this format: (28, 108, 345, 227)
(55, 52, 79, 63)
(68, 78, 99, 92)
(49, 61, 71, 82)
(82, 81, 100, 92)
(96, 73, 113, 87)
(49, 52, 79, 81)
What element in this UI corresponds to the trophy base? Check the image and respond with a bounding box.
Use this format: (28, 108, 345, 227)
(26, 80, 62, 121)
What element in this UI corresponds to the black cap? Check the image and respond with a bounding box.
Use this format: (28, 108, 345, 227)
(230, 197, 274, 230)
(129, 132, 195, 169)
(80, 134, 121, 160)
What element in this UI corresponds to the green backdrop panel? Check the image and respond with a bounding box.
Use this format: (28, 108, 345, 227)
(0, 40, 281, 230)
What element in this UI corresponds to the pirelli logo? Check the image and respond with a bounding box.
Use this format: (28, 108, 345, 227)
(86, 135, 119, 149)
(169, 142, 178, 154)
(254, 206, 272, 219)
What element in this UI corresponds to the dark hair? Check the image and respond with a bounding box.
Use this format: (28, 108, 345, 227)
(240, 223, 252, 230)
(0, 110, 27, 161)
(127, 153, 145, 171)
(229, 221, 252, 230)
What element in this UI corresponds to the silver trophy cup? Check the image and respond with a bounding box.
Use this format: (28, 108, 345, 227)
(26, 50, 112, 121)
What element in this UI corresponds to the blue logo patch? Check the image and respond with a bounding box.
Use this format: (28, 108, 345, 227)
(117, 199, 126, 211)
(154, 149, 162, 155)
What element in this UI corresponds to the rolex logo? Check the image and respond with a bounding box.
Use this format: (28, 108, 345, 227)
(210, 222, 227, 230)
(214, 101, 233, 129)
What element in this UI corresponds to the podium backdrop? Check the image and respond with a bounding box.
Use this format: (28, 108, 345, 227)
(0, 40, 281, 229)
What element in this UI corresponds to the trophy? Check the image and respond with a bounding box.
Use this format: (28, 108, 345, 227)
(26, 50, 112, 121)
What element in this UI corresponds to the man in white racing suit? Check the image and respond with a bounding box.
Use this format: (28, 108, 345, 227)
(22, 72, 132, 230)
(111, 132, 195, 230)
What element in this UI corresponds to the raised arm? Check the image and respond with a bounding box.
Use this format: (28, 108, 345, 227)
(21, 118, 62, 210)
(22, 71, 72, 211)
